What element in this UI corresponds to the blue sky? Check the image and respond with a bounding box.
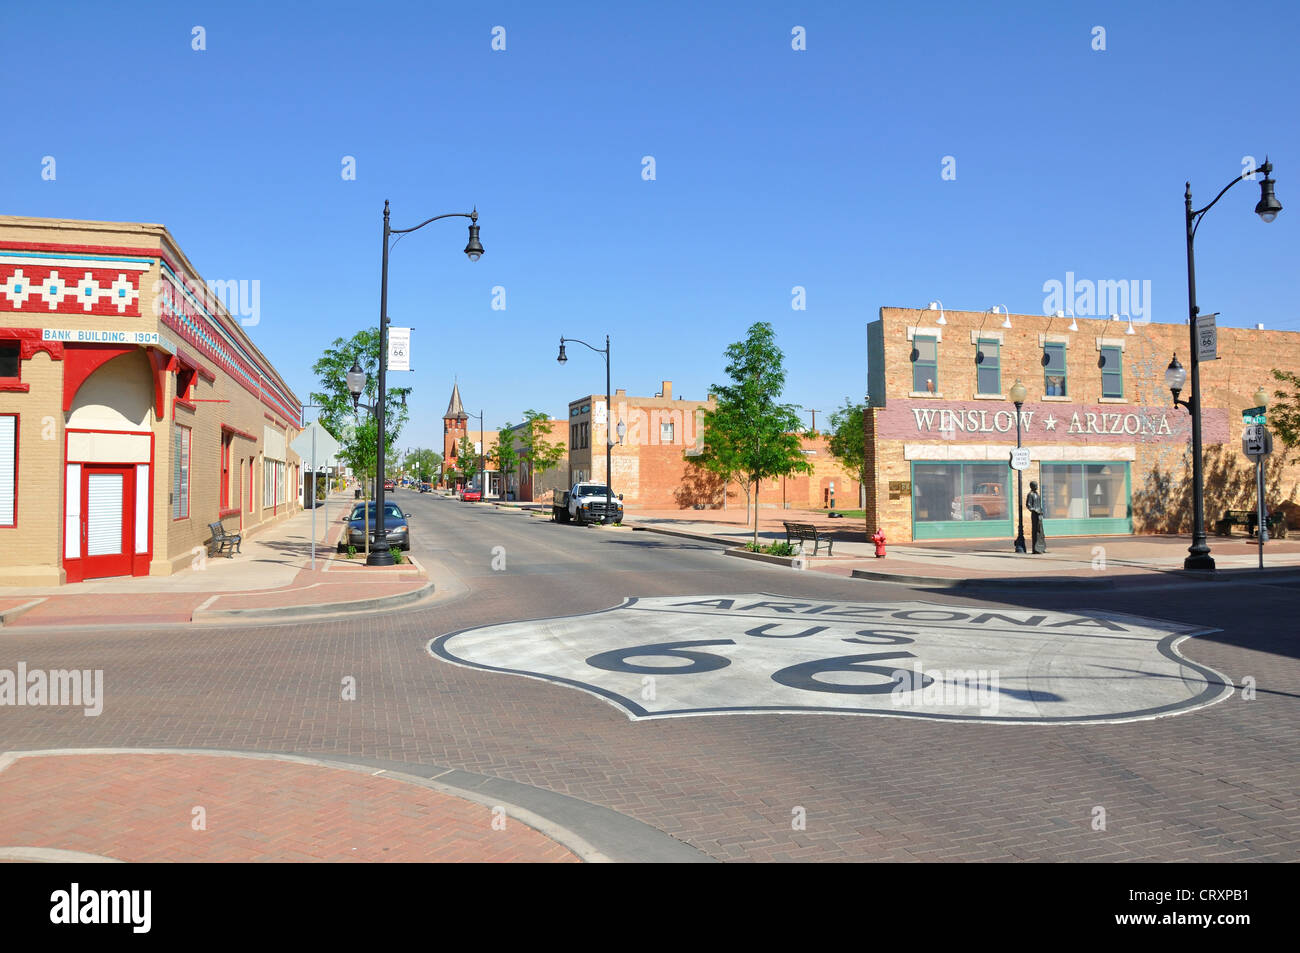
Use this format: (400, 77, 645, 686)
(4, 0, 1295, 452)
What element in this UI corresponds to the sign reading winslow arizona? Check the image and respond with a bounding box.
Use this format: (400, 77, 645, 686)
(429, 595, 1231, 723)
(877, 401, 1230, 444)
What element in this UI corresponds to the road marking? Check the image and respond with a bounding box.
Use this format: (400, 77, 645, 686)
(429, 593, 1232, 724)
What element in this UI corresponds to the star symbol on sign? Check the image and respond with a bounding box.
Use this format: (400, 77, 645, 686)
(1043, 414, 1059, 431)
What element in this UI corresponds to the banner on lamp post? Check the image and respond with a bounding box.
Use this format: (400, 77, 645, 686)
(388, 327, 411, 372)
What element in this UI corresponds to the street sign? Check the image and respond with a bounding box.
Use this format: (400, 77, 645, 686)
(290, 420, 342, 466)
(1196, 313, 1218, 361)
(388, 327, 411, 372)
(1242, 425, 1272, 460)
(1009, 447, 1031, 471)
(1242, 406, 1267, 425)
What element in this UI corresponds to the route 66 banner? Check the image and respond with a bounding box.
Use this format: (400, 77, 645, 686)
(428, 594, 1231, 724)
(388, 327, 411, 372)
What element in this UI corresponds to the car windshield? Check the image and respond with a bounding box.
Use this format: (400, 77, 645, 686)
(349, 503, 403, 520)
(576, 485, 611, 496)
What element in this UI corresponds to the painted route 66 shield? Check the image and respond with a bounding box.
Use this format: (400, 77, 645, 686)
(427, 594, 1232, 724)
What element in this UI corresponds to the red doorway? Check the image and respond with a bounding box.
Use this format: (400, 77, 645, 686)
(80, 464, 135, 580)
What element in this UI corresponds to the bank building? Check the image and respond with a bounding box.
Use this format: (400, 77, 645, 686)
(0, 216, 302, 585)
(863, 305, 1300, 543)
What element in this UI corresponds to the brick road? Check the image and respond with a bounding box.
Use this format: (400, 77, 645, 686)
(1, 493, 1296, 862)
(0, 752, 575, 862)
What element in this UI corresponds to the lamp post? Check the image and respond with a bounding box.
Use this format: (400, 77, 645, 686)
(558, 335, 614, 518)
(1174, 158, 1281, 571)
(364, 201, 482, 565)
(1009, 379, 1028, 554)
(472, 409, 486, 498)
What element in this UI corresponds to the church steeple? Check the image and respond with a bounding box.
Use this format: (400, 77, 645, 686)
(445, 382, 468, 421)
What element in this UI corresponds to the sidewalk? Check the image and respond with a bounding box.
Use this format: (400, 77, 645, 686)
(624, 505, 1300, 588)
(0, 749, 578, 863)
(0, 491, 432, 628)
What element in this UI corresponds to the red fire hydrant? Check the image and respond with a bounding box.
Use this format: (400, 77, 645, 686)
(871, 528, 887, 558)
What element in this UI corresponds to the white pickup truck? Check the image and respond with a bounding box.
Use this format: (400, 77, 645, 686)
(553, 482, 624, 526)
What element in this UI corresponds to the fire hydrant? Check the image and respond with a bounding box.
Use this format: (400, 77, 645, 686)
(871, 528, 887, 558)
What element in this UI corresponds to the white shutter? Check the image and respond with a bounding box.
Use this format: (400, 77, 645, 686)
(0, 416, 14, 526)
(86, 473, 123, 556)
(135, 464, 149, 553)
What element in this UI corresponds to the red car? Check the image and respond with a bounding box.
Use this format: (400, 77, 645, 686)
(462, 488, 482, 502)
(383, 479, 396, 491)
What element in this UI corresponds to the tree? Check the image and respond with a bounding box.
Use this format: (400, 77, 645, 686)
(827, 397, 868, 504)
(1270, 368, 1300, 449)
(406, 448, 443, 483)
(455, 434, 479, 486)
(517, 409, 567, 490)
(702, 322, 812, 546)
(342, 417, 379, 496)
(491, 425, 520, 499)
(310, 327, 411, 490)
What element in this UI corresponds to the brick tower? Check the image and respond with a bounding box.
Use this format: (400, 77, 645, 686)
(442, 382, 468, 484)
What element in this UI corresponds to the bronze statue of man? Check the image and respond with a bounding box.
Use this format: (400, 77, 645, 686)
(1026, 480, 1047, 554)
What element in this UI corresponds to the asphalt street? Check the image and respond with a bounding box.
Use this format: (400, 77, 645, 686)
(3, 491, 1298, 861)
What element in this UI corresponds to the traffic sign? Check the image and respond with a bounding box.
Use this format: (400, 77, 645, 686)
(1009, 447, 1031, 471)
(1242, 425, 1272, 460)
(1196, 313, 1218, 361)
(1242, 405, 1267, 425)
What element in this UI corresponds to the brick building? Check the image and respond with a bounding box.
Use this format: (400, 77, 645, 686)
(439, 383, 498, 494)
(863, 305, 1300, 543)
(563, 380, 863, 510)
(0, 215, 302, 586)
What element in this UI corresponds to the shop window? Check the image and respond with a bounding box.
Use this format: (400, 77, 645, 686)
(975, 339, 1001, 395)
(172, 425, 191, 519)
(913, 462, 1009, 524)
(1100, 346, 1123, 398)
(1042, 463, 1127, 521)
(0, 343, 18, 379)
(0, 415, 15, 527)
(912, 336, 938, 393)
(1043, 342, 1068, 396)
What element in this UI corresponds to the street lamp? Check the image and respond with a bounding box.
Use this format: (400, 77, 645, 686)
(472, 409, 486, 498)
(558, 334, 614, 519)
(1009, 379, 1028, 554)
(367, 201, 482, 566)
(1177, 157, 1281, 571)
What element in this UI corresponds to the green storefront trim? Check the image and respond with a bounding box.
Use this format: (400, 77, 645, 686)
(910, 461, 1014, 540)
(1041, 461, 1132, 536)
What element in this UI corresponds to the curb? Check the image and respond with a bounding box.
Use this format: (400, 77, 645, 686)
(0, 599, 45, 627)
(724, 548, 803, 568)
(630, 525, 735, 547)
(849, 568, 1116, 590)
(191, 579, 436, 623)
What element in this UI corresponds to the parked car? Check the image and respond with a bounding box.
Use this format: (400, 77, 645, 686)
(383, 479, 396, 491)
(338, 501, 411, 551)
(462, 488, 482, 502)
(964, 483, 1008, 520)
(418, 482, 431, 493)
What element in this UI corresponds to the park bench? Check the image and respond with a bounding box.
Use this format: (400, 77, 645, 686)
(783, 521, 833, 556)
(1215, 509, 1286, 539)
(208, 521, 242, 558)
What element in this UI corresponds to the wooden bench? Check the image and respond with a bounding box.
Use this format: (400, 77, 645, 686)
(783, 521, 833, 556)
(1215, 509, 1286, 539)
(208, 521, 242, 558)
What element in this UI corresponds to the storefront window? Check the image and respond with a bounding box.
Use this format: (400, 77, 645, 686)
(913, 463, 1010, 527)
(1041, 463, 1128, 523)
(1044, 342, 1067, 396)
(912, 336, 938, 393)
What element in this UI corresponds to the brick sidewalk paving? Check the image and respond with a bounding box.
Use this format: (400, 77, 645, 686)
(0, 752, 577, 863)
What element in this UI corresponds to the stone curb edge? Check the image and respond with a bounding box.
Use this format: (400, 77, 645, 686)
(0, 599, 46, 628)
(630, 525, 736, 547)
(191, 579, 435, 623)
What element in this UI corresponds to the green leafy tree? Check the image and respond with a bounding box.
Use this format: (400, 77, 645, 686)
(343, 417, 379, 496)
(702, 321, 811, 546)
(1271, 368, 1300, 449)
(517, 410, 567, 489)
(491, 425, 520, 498)
(406, 448, 443, 483)
(827, 397, 868, 503)
(310, 327, 411, 488)
(455, 434, 480, 486)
